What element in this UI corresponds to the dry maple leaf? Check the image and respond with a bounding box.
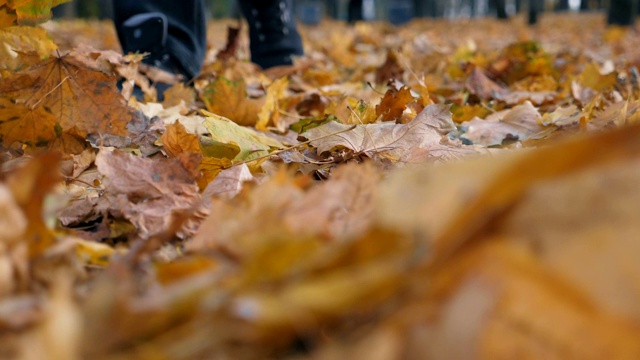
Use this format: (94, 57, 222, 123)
(0, 52, 133, 146)
(302, 103, 456, 162)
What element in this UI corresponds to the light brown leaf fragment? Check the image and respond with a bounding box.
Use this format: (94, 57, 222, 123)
(466, 67, 506, 100)
(202, 164, 253, 200)
(461, 101, 550, 146)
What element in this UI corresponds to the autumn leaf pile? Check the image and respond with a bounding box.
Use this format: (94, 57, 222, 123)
(2, 3, 640, 358)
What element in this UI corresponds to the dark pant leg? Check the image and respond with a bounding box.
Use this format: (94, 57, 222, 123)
(112, 0, 206, 79)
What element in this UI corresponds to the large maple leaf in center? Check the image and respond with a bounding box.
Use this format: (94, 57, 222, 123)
(0, 52, 133, 146)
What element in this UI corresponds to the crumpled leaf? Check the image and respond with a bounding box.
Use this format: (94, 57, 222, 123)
(161, 121, 201, 158)
(95, 149, 201, 237)
(375, 85, 415, 122)
(461, 101, 551, 146)
(302, 104, 456, 162)
(0, 52, 133, 146)
(466, 67, 506, 100)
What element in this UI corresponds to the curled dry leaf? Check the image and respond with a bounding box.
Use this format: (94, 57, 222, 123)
(95, 149, 201, 237)
(460, 101, 551, 146)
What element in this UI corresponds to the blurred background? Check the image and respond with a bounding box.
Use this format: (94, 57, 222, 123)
(52, 0, 613, 25)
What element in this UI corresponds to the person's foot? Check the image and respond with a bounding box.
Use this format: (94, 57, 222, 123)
(239, 0, 304, 69)
(118, 12, 190, 100)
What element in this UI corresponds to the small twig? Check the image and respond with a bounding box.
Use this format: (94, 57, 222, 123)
(31, 76, 70, 109)
(229, 124, 358, 168)
(367, 81, 386, 95)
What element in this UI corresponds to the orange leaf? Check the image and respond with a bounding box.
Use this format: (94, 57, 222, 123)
(375, 85, 415, 122)
(0, 5, 16, 28)
(6, 152, 62, 258)
(161, 121, 201, 158)
(200, 76, 264, 126)
(0, 52, 133, 146)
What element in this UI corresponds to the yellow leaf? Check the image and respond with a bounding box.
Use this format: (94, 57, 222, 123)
(200, 76, 264, 126)
(256, 77, 288, 131)
(76, 239, 118, 267)
(0, 26, 56, 70)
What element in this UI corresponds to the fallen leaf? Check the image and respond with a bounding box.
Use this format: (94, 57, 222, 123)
(375, 85, 415, 122)
(161, 121, 201, 157)
(7, 0, 71, 26)
(460, 101, 550, 146)
(95, 149, 201, 236)
(0, 26, 56, 70)
(200, 76, 264, 126)
(200, 111, 284, 163)
(0, 52, 133, 146)
(466, 67, 506, 100)
(256, 77, 288, 131)
(302, 104, 456, 162)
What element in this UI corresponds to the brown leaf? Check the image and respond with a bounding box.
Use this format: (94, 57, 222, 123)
(161, 121, 201, 158)
(375, 85, 415, 122)
(466, 67, 506, 100)
(95, 149, 201, 236)
(162, 83, 196, 108)
(0, 52, 133, 146)
(375, 50, 404, 84)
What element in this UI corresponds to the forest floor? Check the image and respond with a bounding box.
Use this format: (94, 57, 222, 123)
(1, 12, 640, 359)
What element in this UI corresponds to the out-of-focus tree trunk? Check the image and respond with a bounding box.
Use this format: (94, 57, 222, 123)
(607, 0, 635, 25)
(528, 0, 542, 24)
(348, 0, 363, 22)
(493, 0, 509, 19)
(555, 0, 570, 11)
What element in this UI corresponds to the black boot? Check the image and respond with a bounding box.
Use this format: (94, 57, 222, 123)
(239, 0, 304, 69)
(113, 0, 206, 81)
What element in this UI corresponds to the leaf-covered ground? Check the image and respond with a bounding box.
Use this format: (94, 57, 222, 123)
(2, 12, 640, 359)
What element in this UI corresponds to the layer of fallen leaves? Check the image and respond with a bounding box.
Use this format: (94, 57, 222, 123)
(3, 11, 640, 360)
